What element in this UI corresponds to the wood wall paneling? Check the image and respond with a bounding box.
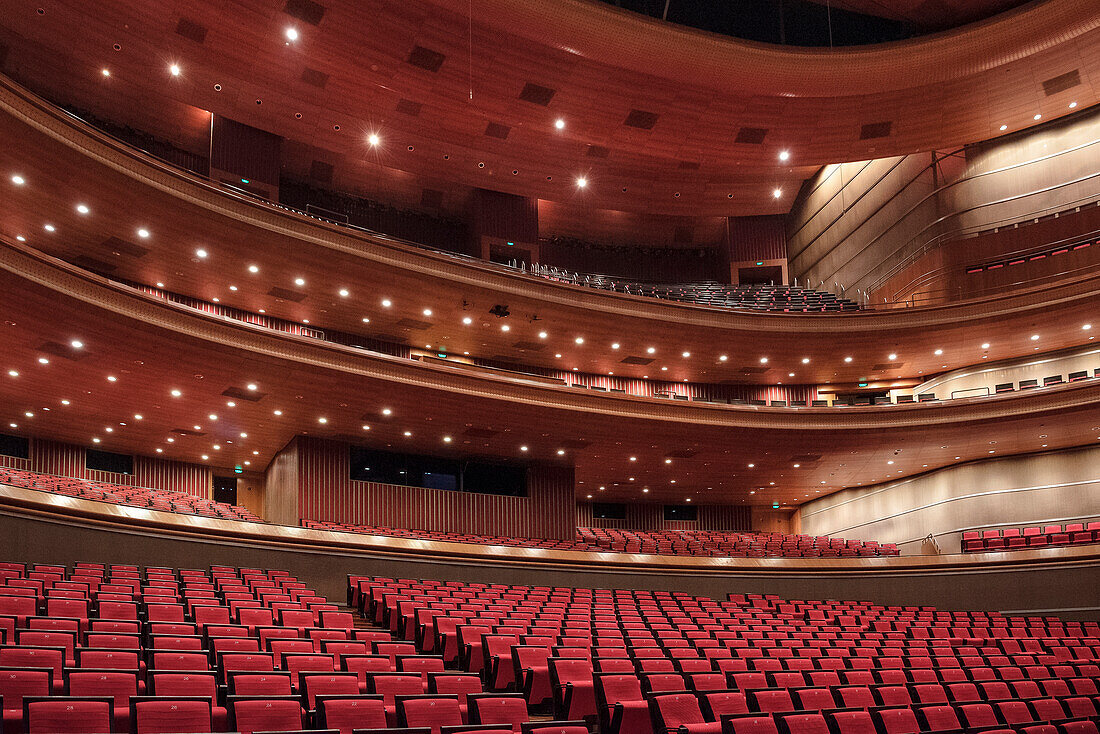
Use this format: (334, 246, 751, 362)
(575, 501, 751, 532)
(0, 436, 211, 496)
(295, 436, 577, 539)
(796, 443, 1100, 553)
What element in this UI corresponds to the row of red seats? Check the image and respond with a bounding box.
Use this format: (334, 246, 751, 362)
(348, 576, 1099, 734)
(0, 468, 261, 523)
(0, 561, 595, 734)
(302, 521, 601, 552)
(576, 528, 899, 558)
(964, 524, 1100, 552)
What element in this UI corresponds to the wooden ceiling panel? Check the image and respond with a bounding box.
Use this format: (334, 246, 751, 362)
(2, 247, 1099, 509)
(0, 0, 1092, 216)
(0, 85, 1097, 396)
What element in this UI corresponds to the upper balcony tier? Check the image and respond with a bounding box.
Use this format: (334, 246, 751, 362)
(1, 74, 1098, 394)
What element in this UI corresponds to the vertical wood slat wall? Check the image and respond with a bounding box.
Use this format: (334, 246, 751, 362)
(575, 501, 751, 532)
(0, 437, 212, 497)
(295, 437, 576, 540)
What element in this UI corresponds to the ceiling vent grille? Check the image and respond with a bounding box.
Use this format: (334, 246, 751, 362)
(859, 121, 893, 140)
(395, 99, 422, 116)
(175, 18, 208, 44)
(518, 83, 556, 106)
(300, 67, 329, 88)
(624, 109, 659, 129)
(407, 45, 446, 72)
(1042, 69, 1080, 96)
(734, 127, 768, 144)
(267, 287, 307, 303)
(283, 0, 326, 25)
(484, 122, 511, 139)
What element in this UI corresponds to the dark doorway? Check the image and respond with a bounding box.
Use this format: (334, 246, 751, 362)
(213, 476, 238, 505)
(737, 265, 783, 285)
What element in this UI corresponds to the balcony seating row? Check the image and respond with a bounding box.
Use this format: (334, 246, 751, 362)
(0, 468, 261, 523)
(576, 529, 899, 558)
(963, 524, 1100, 552)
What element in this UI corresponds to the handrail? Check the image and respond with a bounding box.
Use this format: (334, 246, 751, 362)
(878, 225, 1100, 306)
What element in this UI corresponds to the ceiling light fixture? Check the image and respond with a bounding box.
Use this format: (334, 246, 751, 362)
(285, 27, 299, 41)
(772, 188, 782, 199)
(778, 150, 790, 162)
(169, 64, 181, 77)
(137, 228, 150, 238)
(554, 119, 565, 130)
(367, 133, 380, 146)
(381, 299, 392, 307)
(76, 204, 90, 215)
(248, 265, 259, 273)
(576, 177, 587, 188)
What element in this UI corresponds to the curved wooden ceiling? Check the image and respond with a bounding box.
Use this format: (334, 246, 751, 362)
(3, 238, 1100, 508)
(0, 0, 1095, 215)
(1, 79, 1098, 393)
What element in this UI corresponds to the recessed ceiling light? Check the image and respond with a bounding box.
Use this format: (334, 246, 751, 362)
(76, 204, 90, 215)
(611, 343, 620, 350)
(646, 347, 656, 355)
(443, 436, 452, 443)
(520, 445, 528, 451)
(772, 188, 782, 199)
(101, 68, 111, 77)
(155, 448, 163, 453)
(382, 408, 392, 415)
(367, 133, 380, 147)
(793, 463, 800, 468)
(682, 351, 691, 358)
(106, 375, 117, 382)
(1030, 334, 1039, 341)
(362, 317, 370, 323)
(537, 331, 549, 339)
(44, 224, 55, 232)
(788, 372, 795, 377)
(10, 174, 26, 185)
(642, 488, 649, 493)
(501, 324, 510, 332)
(555, 354, 561, 358)
(156, 282, 164, 288)
(1034, 113, 1042, 121)
(246, 383, 258, 391)
(719, 355, 728, 362)
(338, 289, 349, 297)
(759, 357, 768, 364)
(294, 278, 305, 286)
(576, 177, 588, 188)
(381, 299, 392, 308)
(318, 417, 327, 424)
(93, 438, 101, 444)
(169, 64, 181, 77)
(362, 425, 370, 430)
(137, 228, 150, 238)
(248, 265, 259, 273)
(844, 356, 852, 363)
(273, 410, 283, 416)
(15, 236, 25, 242)
(193, 425, 201, 431)
(1084, 324, 1092, 331)
(402, 431, 412, 437)
(170, 389, 181, 397)
(37, 357, 49, 365)
(229, 285, 238, 291)
(629, 456, 637, 462)
(201, 454, 209, 460)
(778, 150, 790, 162)
(887, 353, 897, 360)
(6, 370, 17, 377)
(981, 343, 990, 349)
(999, 124, 1008, 131)
(748, 463, 755, 468)
(285, 27, 299, 41)
(661, 367, 667, 371)
(934, 349, 943, 355)
(575, 337, 584, 344)
(557, 449, 566, 455)
(554, 119, 565, 130)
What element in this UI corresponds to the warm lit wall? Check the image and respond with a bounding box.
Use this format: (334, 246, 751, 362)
(914, 346, 1100, 399)
(795, 444, 1100, 553)
(294, 437, 577, 540)
(575, 502, 750, 532)
(0, 436, 211, 497)
(263, 439, 300, 526)
(789, 104, 1100, 299)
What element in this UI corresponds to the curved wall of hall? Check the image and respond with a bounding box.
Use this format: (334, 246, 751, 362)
(795, 444, 1100, 554)
(1, 484, 1099, 619)
(788, 104, 1100, 300)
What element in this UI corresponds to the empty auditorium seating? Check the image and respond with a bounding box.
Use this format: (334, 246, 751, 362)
(0, 468, 261, 523)
(963, 523, 1100, 552)
(576, 528, 899, 558)
(347, 574, 1100, 734)
(303, 521, 897, 559)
